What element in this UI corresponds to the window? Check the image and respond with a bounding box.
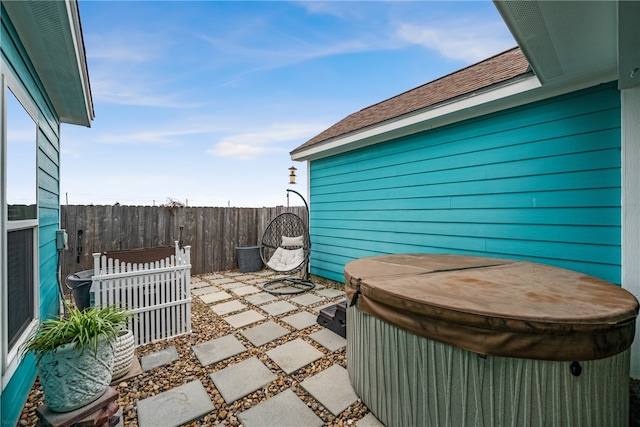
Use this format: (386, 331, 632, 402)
(2, 76, 39, 380)
(7, 228, 34, 350)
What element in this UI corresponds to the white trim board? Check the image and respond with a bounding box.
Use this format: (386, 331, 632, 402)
(622, 86, 640, 379)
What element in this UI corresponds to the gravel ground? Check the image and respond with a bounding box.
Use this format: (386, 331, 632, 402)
(18, 272, 370, 426)
(17, 271, 640, 426)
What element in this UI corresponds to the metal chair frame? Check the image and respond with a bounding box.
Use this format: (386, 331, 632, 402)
(259, 211, 314, 294)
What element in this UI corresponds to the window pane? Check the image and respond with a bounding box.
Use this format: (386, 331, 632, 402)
(6, 89, 37, 220)
(7, 228, 35, 350)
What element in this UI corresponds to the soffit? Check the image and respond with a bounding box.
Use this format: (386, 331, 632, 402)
(3, 0, 94, 127)
(494, 1, 618, 86)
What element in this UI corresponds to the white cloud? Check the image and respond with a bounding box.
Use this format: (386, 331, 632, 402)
(208, 122, 325, 160)
(212, 141, 269, 161)
(91, 79, 200, 108)
(395, 21, 515, 63)
(86, 34, 165, 63)
(199, 33, 380, 75)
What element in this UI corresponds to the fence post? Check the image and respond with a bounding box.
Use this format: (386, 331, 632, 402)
(91, 253, 102, 307)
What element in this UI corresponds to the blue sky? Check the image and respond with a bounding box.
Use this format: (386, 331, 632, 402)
(60, 1, 516, 207)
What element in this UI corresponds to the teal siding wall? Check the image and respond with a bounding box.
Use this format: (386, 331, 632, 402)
(309, 83, 621, 284)
(1, 7, 62, 425)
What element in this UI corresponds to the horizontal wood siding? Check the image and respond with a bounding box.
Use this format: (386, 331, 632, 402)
(1, 8, 62, 425)
(309, 83, 621, 284)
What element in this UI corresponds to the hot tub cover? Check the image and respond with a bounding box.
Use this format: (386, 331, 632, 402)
(344, 254, 639, 361)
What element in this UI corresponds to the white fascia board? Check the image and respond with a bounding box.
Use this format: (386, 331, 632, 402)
(292, 71, 616, 162)
(64, 0, 94, 124)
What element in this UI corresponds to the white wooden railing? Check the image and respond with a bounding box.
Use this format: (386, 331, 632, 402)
(90, 242, 192, 346)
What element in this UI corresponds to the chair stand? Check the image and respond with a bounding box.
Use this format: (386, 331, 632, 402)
(262, 276, 315, 295)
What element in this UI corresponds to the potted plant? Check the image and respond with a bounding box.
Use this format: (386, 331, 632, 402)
(23, 304, 134, 412)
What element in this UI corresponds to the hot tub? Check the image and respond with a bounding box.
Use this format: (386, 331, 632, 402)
(344, 254, 638, 427)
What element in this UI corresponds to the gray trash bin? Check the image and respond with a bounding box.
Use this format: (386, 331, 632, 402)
(65, 269, 93, 310)
(236, 246, 263, 273)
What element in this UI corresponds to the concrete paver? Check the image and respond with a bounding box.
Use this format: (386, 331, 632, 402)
(260, 300, 297, 316)
(192, 335, 247, 366)
(265, 285, 300, 294)
(211, 300, 246, 315)
(191, 286, 220, 296)
(233, 274, 260, 281)
(317, 288, 345, 298)
(301, 365, 358, 416)
(231, 285, 262, 296)
(210, 357, 277, 403)
(281, 311, 318, 330)
(245, 292, 277, 305)
(309, 328, 347, 352)
(241, 321, 289, 347)
(209, 277, 236, 285)
(201, 273, 224, 280)
(220, 282, 244, 289)
(290, 293, 324, 306)
(190, 277, 207, 288)
(237, 389, 323, 427)
(224, 310, 265, 328)
(266, 338, 323, 374)
(357, 413, 385, 426)
(200, 291, 232, 304)
(137, 380, 214, 427)
(140, 346, 179, 372)
(225, 271, 244, 277)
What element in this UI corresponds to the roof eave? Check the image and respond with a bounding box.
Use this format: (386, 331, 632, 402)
(292, 74, 540, 162)
(493, 0, 629, 89)
(3, 0, 94, 127)
(291, 66, 619, 162)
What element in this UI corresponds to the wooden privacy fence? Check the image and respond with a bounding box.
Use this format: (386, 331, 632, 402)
(61, 205, 306, 278)
(91, 242, 191, 346)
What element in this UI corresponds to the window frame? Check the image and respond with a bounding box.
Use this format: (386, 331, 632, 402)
(1, 62, 40, 387)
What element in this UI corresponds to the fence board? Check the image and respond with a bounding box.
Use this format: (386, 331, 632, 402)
(60, 205, 306, 278)
(91, 243, 192, 346)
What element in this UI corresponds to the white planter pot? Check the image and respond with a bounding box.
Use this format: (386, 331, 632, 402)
(38, 338, 115, 412)
(111, 329, 135, 381)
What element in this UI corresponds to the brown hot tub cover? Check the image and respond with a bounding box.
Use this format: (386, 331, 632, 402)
(344, 254, 639, 361)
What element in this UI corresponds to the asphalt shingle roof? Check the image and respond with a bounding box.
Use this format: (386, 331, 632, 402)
(292, 47, 531, 154)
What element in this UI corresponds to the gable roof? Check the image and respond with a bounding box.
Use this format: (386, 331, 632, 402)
(292, 47, 530, 157)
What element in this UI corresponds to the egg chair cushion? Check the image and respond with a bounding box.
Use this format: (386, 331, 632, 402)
(267, 247, 305, 271)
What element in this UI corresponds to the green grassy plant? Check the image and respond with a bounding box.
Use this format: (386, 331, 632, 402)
(23, 304, 135, 364)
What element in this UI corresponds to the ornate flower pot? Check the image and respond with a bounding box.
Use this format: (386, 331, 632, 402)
(111, 329, 135, 381)
(37, 338, 115, 412)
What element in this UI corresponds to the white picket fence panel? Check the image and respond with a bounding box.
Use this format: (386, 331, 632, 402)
(90, 242, 192, 347)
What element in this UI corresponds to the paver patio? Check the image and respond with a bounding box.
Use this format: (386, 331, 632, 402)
(137, 270, 381, 426)
(19, 269, 384, 426)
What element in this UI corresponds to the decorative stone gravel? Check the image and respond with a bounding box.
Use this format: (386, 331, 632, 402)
(18, 272, 375, 427)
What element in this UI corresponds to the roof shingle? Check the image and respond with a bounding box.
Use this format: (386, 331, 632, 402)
(293, 47, 530, 153)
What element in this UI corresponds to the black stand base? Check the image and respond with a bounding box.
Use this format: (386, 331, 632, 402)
(262, 277, 315, 295)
